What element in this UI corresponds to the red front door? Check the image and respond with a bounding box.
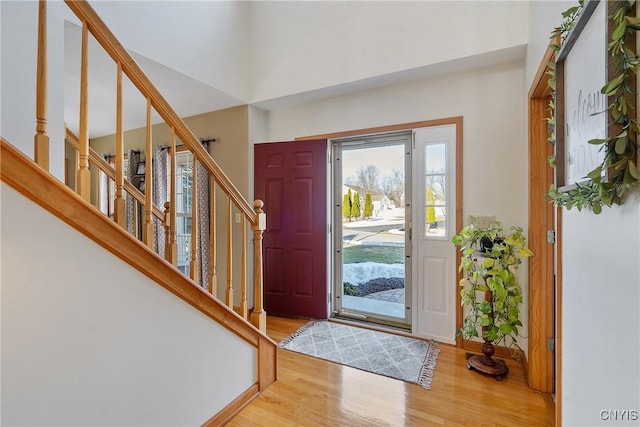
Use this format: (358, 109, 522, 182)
(254, 139, 327, 319)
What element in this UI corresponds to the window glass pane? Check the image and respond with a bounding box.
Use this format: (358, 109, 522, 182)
(176, 152, 193, 214)
(426, 175, 446, 205)
(175, 151, 193, 275)
(425, 206, 446, 237)
(425, 143, 447, 238)
(425, 143, 446, 174)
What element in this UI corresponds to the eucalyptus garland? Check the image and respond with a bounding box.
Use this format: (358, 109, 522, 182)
(548, 0, 640, 214)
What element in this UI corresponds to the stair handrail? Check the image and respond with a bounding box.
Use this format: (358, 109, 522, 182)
(64, 0, 258, 225)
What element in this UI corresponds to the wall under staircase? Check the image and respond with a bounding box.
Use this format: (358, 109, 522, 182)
(1, 179, 259, 425)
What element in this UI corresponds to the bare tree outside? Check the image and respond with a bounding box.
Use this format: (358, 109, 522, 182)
(428, 173, 446, 203)
(354, 165, 381, 193)
(382, 168, 404, 208)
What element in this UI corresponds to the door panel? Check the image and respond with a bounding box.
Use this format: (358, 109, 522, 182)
(413, 125, 457, 344)
(255, 140, 328, 319)
(421, 256, 446, 312)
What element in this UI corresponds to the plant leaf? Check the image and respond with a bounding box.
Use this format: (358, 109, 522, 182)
(612, 21, 627, 41)
(615, 135, 628, 154)
(602, 74, 625, 95)
(518, 248, 534, 257)
(629, 160, 640, 180)
(587, 166, 603, 180)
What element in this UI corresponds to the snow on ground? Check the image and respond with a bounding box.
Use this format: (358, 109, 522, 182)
(343, 262, 404, 285)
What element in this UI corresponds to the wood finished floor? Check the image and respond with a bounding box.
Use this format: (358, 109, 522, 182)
(229, 316, 554, 427)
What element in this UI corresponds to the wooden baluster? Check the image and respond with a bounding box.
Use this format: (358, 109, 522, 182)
(190, 155, 199, 284)
(114, 64, 125, 227)
(240, 216, 248, 319)
(76, 22, 91, 202)
(225, 198, 233, 308)
(166, 128, 178, 265)
(250, 200, 267, 332)
(209, 183, 218, 296)
(163, 202, 171, 260)
(74, 148, 80, 192)
(143, 98, 153, 248)
(34, 0, 49, 171)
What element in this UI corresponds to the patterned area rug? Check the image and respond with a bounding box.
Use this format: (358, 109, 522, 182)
(279, 320, 439, 389)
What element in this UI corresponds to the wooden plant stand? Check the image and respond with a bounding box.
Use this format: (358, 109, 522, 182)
(467, 340, 509, 381)
(466, 264, 509, 381)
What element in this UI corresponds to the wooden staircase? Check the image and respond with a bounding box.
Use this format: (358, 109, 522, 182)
(1, 0, 276, 424)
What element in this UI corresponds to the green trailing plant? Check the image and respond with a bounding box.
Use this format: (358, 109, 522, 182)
(547, 0, 640, 213)
(451, 220, 533, 356)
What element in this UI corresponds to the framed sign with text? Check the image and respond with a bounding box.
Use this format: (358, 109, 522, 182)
(555, 0, 608, 190)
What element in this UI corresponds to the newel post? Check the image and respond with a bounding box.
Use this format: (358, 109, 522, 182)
(250, 199, 267, 333)
(34, 0, 49, 171)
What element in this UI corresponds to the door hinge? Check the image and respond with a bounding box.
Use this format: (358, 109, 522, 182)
(547, 338, 555, 352)
(547, 230, 556, 244)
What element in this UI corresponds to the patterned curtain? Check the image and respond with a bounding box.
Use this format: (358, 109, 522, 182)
(152, 146, 168, 257)
(195, 158, 210, 290)
(125, 150, 141, 238)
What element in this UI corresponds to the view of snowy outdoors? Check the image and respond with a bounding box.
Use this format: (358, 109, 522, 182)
(337, 139, 447, 320)
(340, 144, 406, 319)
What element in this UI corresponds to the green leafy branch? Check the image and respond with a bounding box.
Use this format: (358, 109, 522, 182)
(548, 0, 640, 213)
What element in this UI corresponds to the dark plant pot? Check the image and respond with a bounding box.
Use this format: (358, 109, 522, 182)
(480, 236, 504, 253)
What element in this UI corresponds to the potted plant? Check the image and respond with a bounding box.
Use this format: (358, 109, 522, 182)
(451, 219, 533, 380)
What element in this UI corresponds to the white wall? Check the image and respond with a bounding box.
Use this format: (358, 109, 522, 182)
(1, 184, 257, 426)
(90, 1, 251, 102)
(248, 105, 269, 199)
(527, 2, 640, 425)
(526, 1, 574, 87)
(562, 197, 640, 426)
(1, 0, 65, 181)
(250, 1, 529, 103)
(264, 61, 529, 352)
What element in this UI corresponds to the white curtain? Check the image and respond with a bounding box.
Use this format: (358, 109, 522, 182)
(98, 168, 109, 216)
